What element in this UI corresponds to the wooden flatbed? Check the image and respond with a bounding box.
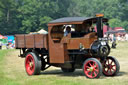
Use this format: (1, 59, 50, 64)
(15, 34, 48, 49)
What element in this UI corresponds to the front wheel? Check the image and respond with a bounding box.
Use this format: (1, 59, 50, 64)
(25, 52, 41, 75)
(103, 56, 120, 76)
(83, 58, 102, 79)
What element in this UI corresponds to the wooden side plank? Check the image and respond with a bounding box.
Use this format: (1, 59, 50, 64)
(25, 34, 34, 48)
(15, 34, 48, 49)
(15, 34, 25, 48)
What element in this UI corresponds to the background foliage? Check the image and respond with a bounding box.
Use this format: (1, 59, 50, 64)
(0, 0, 128, 35)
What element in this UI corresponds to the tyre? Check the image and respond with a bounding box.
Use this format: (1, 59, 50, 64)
(103, 56, 120, 76)
(61, 68, 75, 73)
(83, 58, 102, 78)
(25, 52, 41, 75)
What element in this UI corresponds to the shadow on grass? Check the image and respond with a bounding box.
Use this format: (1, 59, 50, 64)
(40, 69, 127, 78)
(41, 69, 85, 77)
(116, 71, 128, 76)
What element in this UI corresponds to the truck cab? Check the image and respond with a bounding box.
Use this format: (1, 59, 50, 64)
(48, 16, 109, 64)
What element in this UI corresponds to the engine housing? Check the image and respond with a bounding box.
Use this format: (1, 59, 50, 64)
(90, 40, 110, 57)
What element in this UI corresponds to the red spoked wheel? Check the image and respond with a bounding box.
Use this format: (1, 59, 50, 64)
(83, 58, 102, 79)
(103, 56, 120, 76)
(25, 52, 41, 75)
(25, 54, 35, 75)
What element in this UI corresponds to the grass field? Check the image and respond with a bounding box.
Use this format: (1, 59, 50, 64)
(0, 41, 128, 85)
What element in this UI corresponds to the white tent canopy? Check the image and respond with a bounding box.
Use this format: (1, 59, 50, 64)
(37, 29, 48, 34)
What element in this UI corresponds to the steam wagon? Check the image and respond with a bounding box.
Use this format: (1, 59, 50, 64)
(15, 14, 120, 78)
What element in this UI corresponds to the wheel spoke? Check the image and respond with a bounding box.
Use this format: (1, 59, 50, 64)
(108, 60, 110, 64)
(94, 71, 97, 77)
(29, 58, 32, 62)
(89, 62, 92, 67)
(91, 72, 93, 77)
(110, 60, 113, 65)
(104, 62, 109, 68)
(86, 66, 90, 69)
(112, 64, 116, 71)
(27, 60, 31, 64)
(92, 62, 95, 67)
(111, 67, 116, 71)
(94, 65, 98, 69)
(87, 70, 90, 74)
(106, 68, 109, 73)
(110, 69, 112, 74)
(95, 69, 98, 72)
(30, 67, 32, 70)
(28, 66, 31, 71)
(112, 65, 116, 67)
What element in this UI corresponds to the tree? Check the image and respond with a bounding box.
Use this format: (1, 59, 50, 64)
(0, 0, 20, 35)
(68, 0, 128, 31)
(0, 0, 128, 34)
(17, 0, 73, 33)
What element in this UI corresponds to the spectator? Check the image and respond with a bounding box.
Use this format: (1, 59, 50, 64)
(0, 41, 2, 49)
(117, 35, 121, 41)
(112, 34, 117, 49)
(125, 33, 128, 41)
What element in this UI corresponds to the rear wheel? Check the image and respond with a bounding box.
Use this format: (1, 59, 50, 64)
(61, 68, 75, 73)
(25, 52, 41, 75)
(103, 56, 120, 76)
(83, 58, 102, 78)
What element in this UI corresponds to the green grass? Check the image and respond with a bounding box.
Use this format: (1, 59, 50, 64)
(0, 41, 128, 85)
(0, 49, 19, 85)
(110, 41, 128, 58)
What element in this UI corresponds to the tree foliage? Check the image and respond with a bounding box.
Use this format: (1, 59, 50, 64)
(0, 0, 128, 35)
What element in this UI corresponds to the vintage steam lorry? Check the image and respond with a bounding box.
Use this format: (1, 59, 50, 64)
(15, 14, 120, 78)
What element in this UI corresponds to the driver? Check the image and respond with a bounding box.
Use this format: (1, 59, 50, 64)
(84, 23, 94, 33)
(64, 26, 71, 36)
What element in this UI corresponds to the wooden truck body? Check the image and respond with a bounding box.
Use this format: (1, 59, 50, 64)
(15, 14, 120, 78)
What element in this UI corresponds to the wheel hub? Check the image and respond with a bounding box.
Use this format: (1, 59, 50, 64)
(89, 67, 94, 72)
(29, 62, 33, 67)
(107, 64, 112, 69)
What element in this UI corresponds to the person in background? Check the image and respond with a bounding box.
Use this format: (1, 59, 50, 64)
(0, 41, 2, 49)
(64, 26, 71, 36)
(117, 35, 121, 41)
(125, 33, 128, 41)
(111, 34, 117, 49)
(109, 34, 113, 42)
(104, 33, 107, 38)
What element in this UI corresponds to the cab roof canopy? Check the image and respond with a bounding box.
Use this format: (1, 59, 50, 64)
(48, 17, 108, 26)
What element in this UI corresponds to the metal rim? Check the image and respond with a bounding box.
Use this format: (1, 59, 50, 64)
(103, 58, 116, 76)
(25, 54, 35, 75)
(84, 60, 99, 78)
